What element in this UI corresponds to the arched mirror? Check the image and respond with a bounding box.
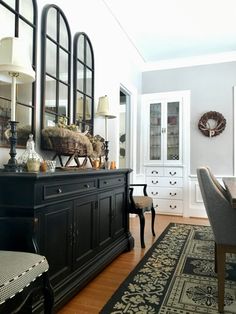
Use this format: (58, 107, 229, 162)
(41, 4, 71, 148)
(0, 0, 37, 147)
(73, 32, 94, 134)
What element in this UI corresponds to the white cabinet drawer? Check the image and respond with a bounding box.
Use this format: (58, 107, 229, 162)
(164, 167, 183, 177)
(147, 177, 183, 187)
(145, 167, 164, 176)
(147, 187, 183, 200)
(153, 199, 183, 214)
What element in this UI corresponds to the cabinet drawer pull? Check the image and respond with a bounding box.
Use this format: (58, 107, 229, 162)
(151, 192, 158, 196)
(118, 178, 122, 182)
(84, 184, 90, 188)
(169, 181, 176, 185)
(151, 170, 158, 174)
(169, 205, 177, 209)
(169, 171, 177, 176)
(169, 192, 177, 196)
(154, 204, 158, 208)
(57, 188, 62, 194)
(103, 181, 107, 184)
(152, 180, 158, 184)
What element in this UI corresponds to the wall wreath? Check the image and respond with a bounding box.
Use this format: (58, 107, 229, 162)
(198, 111, 226, 137)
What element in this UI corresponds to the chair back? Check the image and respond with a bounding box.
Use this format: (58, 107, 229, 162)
(197, 167, 236, 246)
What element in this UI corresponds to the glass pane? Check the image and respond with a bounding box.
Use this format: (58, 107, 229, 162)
(47, 7, 57, 40)
(167, 101, 179, 160)
(78, 35, 84, 62)
(45, 112, 56, 127)
(86, 40, 92, 68)
(59, 49, 68, 82)
(16, 105, 32, 146)
(86, 68, 92, 96)
(17, 83, 32, 106)
(150, 103, 161, 160)
(0, 6, 14, 38)
(77, 62, 84, 91)
(46, 40, 57, 76)
(0, 84, 10, 98)
(58, 83, 68, 116)
(45, 78, 56, 112)
(0, 97, 10, 146)
(19, 21, 33, 63)
(59, 15, 68, 48)
(19, 0, 33, 23)
(4, 0, 15, 9)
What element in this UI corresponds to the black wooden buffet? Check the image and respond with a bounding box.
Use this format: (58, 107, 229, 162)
(0, 168, 134, 312)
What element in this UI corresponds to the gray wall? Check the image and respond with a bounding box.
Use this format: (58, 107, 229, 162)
(142, 61, 236, 176)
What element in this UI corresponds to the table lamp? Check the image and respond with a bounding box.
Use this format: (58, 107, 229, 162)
(96, 95, 116, 164)
(0, 37, 35, 172)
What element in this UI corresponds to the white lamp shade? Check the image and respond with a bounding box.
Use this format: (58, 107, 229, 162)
(96, 95, 116, 119)
(0, 37, 35, 83)
(77, 97, 91, 119)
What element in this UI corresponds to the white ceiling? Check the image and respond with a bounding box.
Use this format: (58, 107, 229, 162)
(103, 0, 236, 64)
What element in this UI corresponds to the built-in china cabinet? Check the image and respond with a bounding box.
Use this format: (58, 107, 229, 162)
(142, 91, 190, 216)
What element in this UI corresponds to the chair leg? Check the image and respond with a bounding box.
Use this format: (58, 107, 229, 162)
(151, 205, 156, 237)
(138, 212, 145, 248)
(216, 244, 225, 313)
(42, 272, 54, 314)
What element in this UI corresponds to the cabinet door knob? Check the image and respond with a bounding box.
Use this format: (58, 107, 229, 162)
(169, 181, 176, 185)
(169, 205, 177, 209)
(169, 192, 177, 196)
(152, 180, 158, 184)
(57, 188, 62, 194)
(84, 184, 90, 188)
(169, 171, 176, 176)
(155, 204, 158, 208)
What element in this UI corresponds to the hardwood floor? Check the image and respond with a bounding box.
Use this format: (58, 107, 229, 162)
(58, 214, 209, 314)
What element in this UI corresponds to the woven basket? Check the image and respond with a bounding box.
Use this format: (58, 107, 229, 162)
(49, 136, 89, 156)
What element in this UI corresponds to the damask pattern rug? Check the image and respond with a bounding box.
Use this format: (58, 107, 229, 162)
(100, 223, 236, 313)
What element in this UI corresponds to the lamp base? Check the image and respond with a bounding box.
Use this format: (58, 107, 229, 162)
(4, 121, 20, 172)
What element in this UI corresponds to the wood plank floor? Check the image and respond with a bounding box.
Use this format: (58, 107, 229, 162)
(58, 214, 209, 314)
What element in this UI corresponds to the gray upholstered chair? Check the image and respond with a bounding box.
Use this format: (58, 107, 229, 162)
(129, 184, 156, 248)
(197, 167, 236, 313)
(0, 217, 54, 313)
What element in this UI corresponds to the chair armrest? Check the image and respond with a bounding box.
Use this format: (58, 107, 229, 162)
(130, 184, 148, 196)
(0, 217, 39, 253)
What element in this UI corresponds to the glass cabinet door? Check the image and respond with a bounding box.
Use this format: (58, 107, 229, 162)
(167, 101, 180, 161)
(149, 103, 162, 160)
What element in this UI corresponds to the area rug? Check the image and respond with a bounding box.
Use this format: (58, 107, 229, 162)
(100, 223, 236, 313)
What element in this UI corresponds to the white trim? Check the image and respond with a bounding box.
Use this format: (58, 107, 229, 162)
(142, 51, 236, 72)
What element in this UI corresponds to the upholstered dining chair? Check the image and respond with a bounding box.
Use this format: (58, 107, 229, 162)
(129, 183, 156, 248)
(0, 217, 54, 313)
(197, 167, 236, 313)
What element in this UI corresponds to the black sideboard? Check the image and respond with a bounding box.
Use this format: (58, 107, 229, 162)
(0, 168, 134, 312)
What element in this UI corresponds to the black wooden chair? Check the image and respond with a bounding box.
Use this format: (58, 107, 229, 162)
(129, 184, 156, 248)
(0, 217, 54, 313)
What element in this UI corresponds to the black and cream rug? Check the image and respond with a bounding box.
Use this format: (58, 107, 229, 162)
(100, 223, 236, 313)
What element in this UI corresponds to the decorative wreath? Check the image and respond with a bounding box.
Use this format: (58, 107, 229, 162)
(198, 111, 226, 137)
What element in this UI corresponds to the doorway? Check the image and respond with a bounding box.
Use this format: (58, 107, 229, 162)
(119, 87, 131, 168)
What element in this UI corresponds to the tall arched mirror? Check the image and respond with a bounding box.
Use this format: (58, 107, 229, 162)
(0, 0, 37, 147)
(41, 4, 71, 148)
(73, 32, 94, 134)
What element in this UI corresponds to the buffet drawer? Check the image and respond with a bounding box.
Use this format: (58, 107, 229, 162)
(43, 179, 97, 200)
(98, 175, 125, 188)
(147, 187, 183, 200)
(153, 199, 183, 215)
(147, 177, 183, 187)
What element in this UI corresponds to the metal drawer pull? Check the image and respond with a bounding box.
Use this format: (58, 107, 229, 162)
(152, 180, 158, 184)
(155, 204, 158, 208)
(151, 192, 158, 195)
(84, 184, 90, 188)
(151, 170, 158, 174)
(169, 181, 177, 185)
(169, 171, 177, 176)
(118, 179, 122, 181)
(169, 205, 177, 209)
(103, 181, 107, 184)
(169, 192, 177, 196)
(57, 188, 62, 194)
